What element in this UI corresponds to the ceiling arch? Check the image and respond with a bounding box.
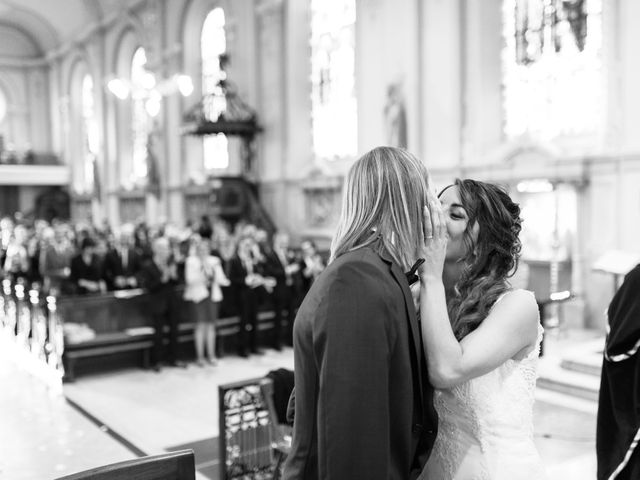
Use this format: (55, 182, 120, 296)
(0, 0, 108, 55)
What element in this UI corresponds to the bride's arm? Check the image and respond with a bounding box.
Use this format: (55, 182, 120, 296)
(419, 194, 538, 389)
(419, 278, 538, 389)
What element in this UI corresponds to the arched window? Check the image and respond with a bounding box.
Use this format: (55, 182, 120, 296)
(131, 47, 152, 182)
(201, 7, 229, 170)
(0, 87, 6, 125)
(310, 0, 357, 161)
(81, 74, 98, 193)
(502, 0, 603, 140)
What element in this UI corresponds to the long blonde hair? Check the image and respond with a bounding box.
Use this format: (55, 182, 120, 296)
(330, 146, 430, 271)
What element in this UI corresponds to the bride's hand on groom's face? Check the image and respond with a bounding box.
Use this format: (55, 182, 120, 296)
(419, 191, 448, 282)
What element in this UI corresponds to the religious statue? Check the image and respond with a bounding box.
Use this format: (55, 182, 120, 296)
(384, 83, 407, 149)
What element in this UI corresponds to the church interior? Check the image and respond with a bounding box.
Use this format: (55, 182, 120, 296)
(1, 0, 638, 478)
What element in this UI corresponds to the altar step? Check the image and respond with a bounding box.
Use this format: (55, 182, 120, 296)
(536, 338, 604, 403)
(537, 364, 600, 402)
(560, 352, 603, 377)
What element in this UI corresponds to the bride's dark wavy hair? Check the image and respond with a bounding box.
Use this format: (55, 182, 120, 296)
(441, 179, 523, 340)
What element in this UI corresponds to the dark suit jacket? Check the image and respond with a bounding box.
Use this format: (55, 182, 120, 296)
(69, 254, 103, 295)
(103, 247, 141, 290)
(135, 258, 176, 315)
(283, 242, 437, 480)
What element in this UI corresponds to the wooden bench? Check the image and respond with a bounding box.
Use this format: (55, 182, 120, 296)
(59, 286, 287, 380)
(64, 332, 154, 382)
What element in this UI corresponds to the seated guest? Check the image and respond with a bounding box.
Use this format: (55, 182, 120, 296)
(228, 235, 268, 357)
(136, 236, 183, 370)
(69, 237, 106, 295)
(299, 239, 324, 295)
(184, 235, 230, 366)
(103, 224, 140, 290)
(40, 226, 74, 294)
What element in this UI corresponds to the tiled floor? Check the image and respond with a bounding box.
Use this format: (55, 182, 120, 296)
(0, 356, 136, 480)
(3, 335, 601, 479)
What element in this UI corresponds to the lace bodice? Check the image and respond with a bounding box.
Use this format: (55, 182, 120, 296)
(423, 290, 547, 480)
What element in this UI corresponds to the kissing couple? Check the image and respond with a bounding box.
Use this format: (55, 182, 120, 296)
(283, 146, 547, 480)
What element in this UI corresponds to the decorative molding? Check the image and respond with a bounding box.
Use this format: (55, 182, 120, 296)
(116, 188, 146, 199)
(0, 55, 49, 69)
(256, 0, 284, 16)
(301, 172, 343, 229)
(0, 164, 70, 186)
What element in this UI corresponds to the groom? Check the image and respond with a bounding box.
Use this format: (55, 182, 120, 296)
(283, 147, 438, 480)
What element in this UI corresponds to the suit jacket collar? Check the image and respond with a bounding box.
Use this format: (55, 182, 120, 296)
(372, 239, 425, 410)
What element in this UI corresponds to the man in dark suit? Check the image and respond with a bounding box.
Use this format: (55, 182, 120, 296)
(283, 147, 437, 480)
(69, 237, 105, 295)
(227, 235, 264, 357)
(266, 232, 301, 347)
(136, 236, 183, 370)
(103, 225, 140, 290)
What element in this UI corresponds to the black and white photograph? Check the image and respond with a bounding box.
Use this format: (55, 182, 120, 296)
(0, 0, 638, 479)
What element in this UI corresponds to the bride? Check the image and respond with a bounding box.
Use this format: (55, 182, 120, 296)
(418, 179, 547, 480)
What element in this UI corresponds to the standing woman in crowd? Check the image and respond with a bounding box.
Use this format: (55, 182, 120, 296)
(3, 224, 29, 283)
(184, 235, 230, 366)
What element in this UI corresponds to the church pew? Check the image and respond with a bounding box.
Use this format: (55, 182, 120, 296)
(57, 288, 286, 381)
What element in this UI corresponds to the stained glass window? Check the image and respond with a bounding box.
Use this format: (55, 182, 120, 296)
(81, 74, 99, 192)
(131, 47, 152, 182)
(502, 0, 603, 140)
(201, 7, 229, 170)
(310, 0, 357, 161)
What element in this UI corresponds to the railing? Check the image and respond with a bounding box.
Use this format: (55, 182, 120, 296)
(0, 279, 65, 387)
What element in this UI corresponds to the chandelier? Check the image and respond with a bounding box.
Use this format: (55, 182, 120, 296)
(107, 48, 194, 117)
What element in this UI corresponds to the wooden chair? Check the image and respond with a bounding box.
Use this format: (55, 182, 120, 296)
(260, 377, 293, 480)
(55, 449, 195, 480)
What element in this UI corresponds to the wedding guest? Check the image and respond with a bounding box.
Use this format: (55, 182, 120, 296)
(184, 235, 230, 366)
(228, 235, 266, 357)
(40, 226, 74, 294)
(69, 237, 106, 295)
(198, 214, 213, 240)
(136, 236, 183, 370)
(299, 239, 324, 295)
(3, 224, 29, 282)
(268, 232, 301, 347)
(103, 224, 140, 290)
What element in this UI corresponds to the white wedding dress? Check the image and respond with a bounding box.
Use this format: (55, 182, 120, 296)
(421, 290, 547, 480)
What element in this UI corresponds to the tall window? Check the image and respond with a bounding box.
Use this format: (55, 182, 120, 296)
(310, 0, 357, 160)
(201, 7, 229, 170)
(0, 88, 6, 125)
(502, 0, 603, 140)
(131, 47, 152, 182)
(81, 74, 99, 193)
